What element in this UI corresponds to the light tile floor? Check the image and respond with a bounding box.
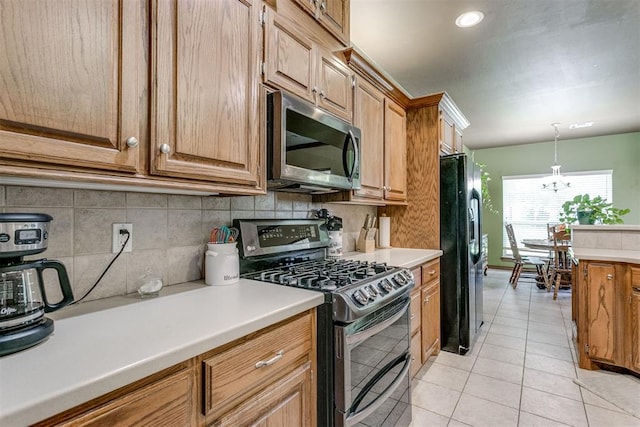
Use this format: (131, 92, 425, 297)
(405, 269, 640, 427)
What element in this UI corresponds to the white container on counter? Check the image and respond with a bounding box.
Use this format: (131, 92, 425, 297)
(378, 215, 391, 248)
(205, 242, 239, 286)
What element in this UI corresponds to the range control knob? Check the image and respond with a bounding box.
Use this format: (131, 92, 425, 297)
(352, 290, 368, 306)
(379, 279, 393, 293)
(367, 284, 378, 298)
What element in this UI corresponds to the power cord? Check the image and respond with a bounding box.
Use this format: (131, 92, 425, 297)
(72, 229, 130, 305)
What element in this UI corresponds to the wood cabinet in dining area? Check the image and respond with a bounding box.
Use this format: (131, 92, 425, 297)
(574, 259, 640, 374)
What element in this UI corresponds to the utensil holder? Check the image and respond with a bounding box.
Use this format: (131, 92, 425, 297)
(205, 242, 239, 286)
(356, 228, 376, 253)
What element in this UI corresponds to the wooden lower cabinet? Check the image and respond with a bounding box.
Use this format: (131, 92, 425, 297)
(210, 361, 313, 427)
(630, 267, 640, 372)
(200, 310, 316, 426)
(408, 259, 441, 377)
(575, 260, 640, 374)
(36, 363, 197, 427)
(37, 310, 316, 426)
(421, 280, 440, 362)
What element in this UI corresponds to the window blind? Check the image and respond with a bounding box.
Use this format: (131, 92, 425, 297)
(502, 170, 612, 255)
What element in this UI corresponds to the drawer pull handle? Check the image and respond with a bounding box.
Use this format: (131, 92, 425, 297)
(423, 296, 429, 304)
(428, 270, 436, 275)
(255, 350, 284, 368)
(607, 274, 613, 280)
(410, 314, 415, 319)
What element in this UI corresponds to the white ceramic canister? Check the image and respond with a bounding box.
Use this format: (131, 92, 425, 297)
(205, 242, 239, 286)
(327, 230, 343, 259)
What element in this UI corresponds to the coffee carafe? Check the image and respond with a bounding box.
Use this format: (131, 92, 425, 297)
(0, 213, 74, 356)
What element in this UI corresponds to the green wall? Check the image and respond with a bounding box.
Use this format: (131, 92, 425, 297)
(473, 132, 640, 267)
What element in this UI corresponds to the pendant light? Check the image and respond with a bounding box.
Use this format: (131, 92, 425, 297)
(542, 123, 570, 192)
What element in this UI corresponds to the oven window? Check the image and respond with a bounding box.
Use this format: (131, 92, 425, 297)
(285, 109, 355, 177)
(347, 306, 411, 426)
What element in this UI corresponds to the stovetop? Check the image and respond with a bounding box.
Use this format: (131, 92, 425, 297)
(234, 218, 414, 322)
(244, 259, 414, 322)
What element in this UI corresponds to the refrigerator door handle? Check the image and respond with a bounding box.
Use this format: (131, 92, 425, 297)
(470, 188, 482, 264)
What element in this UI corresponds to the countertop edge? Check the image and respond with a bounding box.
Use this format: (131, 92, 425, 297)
(571, 248, 640, 264)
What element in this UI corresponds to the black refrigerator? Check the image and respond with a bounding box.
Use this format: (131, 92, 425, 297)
(440, 153, 484, 355)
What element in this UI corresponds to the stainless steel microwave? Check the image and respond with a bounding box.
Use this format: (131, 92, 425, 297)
(267, 91, 361, 194)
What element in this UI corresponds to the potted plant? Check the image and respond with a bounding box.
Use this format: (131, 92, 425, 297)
(558, 194, 630, 225)
(476, 163, 499, 215)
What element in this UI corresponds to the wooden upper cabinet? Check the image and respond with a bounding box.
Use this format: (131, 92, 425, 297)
(151, 0, 261, 187)
(353, 77, 384, 200)
(292, 0, 350, 45)
(384, 98, 407, 202)
(0, 0, 144, 173)
(262, 9, 352, 122)
(316, 47, 353, 121)
(264, 9, 316, 103)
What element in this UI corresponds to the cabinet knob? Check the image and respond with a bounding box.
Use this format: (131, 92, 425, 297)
(159, 143, 171, 154)
(320, 1, 326, 13)
(423, 296, 429, 304)
(319, 90, 325, 98)
(312, 86, 318, 94)
(607, 274, 613, 280)
(125, 136, 139, 148)
(410, 313, 415, 319)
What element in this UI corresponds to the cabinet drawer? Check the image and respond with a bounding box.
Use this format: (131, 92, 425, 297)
(422, 259, 440, 285)
(202, 312, 313, 417)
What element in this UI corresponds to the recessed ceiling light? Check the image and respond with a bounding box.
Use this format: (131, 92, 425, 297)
(455, 11, 485, 28)
(569, 122, 594, 129)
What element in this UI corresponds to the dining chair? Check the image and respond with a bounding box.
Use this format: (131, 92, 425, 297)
(505, 223, 548, 289)
(549, 229, 572, 300)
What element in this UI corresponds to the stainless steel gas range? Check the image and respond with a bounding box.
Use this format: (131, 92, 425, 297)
(235, 218, 413, 427)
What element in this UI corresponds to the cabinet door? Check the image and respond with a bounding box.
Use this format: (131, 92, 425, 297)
(152, 0, 260, 187)
(0, 0, 143, 173)
(421, 281, 440, 363)
(383, 98, 407, 202)
(631, 288, 640, 372)
(587, 263, 617, 363)
(410, 331, 422, 378)
(264, 9, 316, 104)
(292, 0, 317, 17)
(317, 48, 353, 122)
(454, 127, 463, 153)
(353, 77, 384, 200)
(439, 111, 454, 155)
(214, 362, 314, 427)
(318, 0, 350, 44)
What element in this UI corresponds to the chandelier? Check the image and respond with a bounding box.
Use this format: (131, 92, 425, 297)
(542, 123, 570, 192)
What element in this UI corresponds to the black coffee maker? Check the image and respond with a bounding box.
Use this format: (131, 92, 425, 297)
(0, 213, 74, 356)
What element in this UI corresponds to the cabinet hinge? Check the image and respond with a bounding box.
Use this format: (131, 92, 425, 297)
(585, 344, 589, 355)
(351, 75, 356, 88)
(260, 62, 265, 75)
(260, 6, 266, 26)
(583, 266, 588, 278)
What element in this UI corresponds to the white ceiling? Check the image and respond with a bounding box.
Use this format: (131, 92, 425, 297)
(350, 0, 640, 149)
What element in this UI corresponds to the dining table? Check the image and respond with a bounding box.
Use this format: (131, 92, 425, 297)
(521, 238, 572, 290)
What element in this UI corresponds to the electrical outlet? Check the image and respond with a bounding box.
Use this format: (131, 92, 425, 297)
(112, 223, 133, 253)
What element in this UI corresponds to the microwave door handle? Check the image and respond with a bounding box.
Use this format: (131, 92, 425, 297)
(342, 130, 358, 182)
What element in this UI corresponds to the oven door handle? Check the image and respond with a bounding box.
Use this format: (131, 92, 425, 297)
(346, 352, 411, 426)
(345, 298, 409, 346)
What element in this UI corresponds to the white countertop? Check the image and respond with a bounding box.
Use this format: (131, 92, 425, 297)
(571, 248, 640, 264)
(0, 280, 324, 427)
(344, 247, 442, 269)
(571, 224, 640, 231)
(0, 247, 440, 426)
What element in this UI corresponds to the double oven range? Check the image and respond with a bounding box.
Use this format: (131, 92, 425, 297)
(235, 219, 413, 427)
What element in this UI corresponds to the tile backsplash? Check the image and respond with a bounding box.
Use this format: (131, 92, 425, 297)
(0, 186, 376, 302)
